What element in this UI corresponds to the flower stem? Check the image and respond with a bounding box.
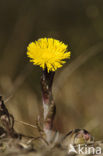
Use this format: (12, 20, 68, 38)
(41, 68, 56, 142)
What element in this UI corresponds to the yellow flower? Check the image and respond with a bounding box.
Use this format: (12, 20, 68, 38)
(27, 38, 71, 72)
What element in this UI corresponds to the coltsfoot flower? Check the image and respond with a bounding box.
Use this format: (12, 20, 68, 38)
(27, 38, 71, 72)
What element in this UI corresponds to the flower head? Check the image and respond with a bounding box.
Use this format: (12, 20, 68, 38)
(27, 38, 71, 72)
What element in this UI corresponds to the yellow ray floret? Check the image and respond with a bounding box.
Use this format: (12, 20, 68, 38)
(27, 38, 71, 72)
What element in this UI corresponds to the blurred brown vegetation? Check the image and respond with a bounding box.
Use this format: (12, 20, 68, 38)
(0, 0, 103, 140)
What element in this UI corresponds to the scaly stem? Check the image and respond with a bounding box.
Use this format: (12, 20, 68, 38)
(41, 69, 56, 142)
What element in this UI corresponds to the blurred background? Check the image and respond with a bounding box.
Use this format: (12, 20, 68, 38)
(0, 0, 103, 140)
